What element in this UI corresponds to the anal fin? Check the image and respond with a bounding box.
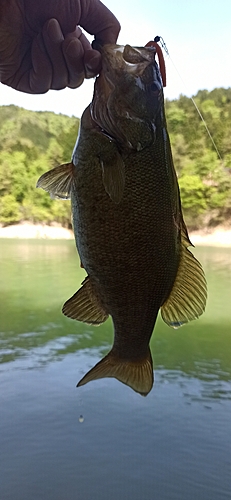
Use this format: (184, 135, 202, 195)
(77, 347, 154, 396)
(36, 162, 75, 199)
(62, 276, 109, 325)
(161, 223, 207, 328)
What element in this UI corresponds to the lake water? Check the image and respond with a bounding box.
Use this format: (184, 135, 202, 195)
(0, 239, 231, 500)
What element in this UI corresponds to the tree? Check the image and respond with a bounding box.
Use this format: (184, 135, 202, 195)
(0, 89, 231, 230)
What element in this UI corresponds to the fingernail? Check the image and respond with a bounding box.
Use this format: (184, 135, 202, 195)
(85, 55, 101, 77)
(47, 19, 63, 42)
(65, 39, 82, 58)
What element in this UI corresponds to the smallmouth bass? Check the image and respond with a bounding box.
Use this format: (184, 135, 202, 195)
(37, 44, 207, 396)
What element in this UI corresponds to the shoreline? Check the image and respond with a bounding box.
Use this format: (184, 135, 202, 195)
(0, 222, 73, 240)
(0, 222, 231, 247)
(190, 228, 231, 247)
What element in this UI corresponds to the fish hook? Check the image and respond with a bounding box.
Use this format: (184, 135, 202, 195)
(145, 36, 167, 87)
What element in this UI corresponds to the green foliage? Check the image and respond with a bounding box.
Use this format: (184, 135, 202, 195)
(0, 194, 20, 223)
(179, 175, 207, 212)
(0, 106, 78, 226)
(0, 88, 231, 230)
(165, 87, 231, 228)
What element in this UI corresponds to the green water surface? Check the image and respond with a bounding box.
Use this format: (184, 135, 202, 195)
(0, 239, 231, 500)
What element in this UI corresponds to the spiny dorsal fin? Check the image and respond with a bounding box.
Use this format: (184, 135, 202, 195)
(100, 150, 125, 204)
(77, 347, 153, 396)
(161, 223, 207, 328)
(181, 218, 194, 247)
(36, 162, 75, 199)
(62, 276, 109, 325)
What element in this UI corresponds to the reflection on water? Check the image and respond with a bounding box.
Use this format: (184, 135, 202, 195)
(1, 240, 231, 389)
(1, 240, 231, 500)
(158, 369, 231, 403)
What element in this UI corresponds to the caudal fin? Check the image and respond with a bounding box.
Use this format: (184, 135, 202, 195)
(77, 348, 154, 396)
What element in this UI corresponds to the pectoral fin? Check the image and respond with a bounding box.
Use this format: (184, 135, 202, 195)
(161, 224, 207, 328)
(100, 150, 125, 204)
(62, 277, 109, 325)
(77, 347, 153, 396)
(36, 162, 75, 199)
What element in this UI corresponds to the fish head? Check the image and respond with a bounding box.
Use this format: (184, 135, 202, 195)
(91, 43, 164, 151)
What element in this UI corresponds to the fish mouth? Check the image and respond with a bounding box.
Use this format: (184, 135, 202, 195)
(91, 43, 163, 149)
(94, 42, 159, 77)
(109, 44, 155, 66)
(93, 43, 163, 101)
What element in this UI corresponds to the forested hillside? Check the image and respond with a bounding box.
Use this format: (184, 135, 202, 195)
(165, 88, 231, 228)
(0, 106, 77, 227)
(0, 87, 231, 230)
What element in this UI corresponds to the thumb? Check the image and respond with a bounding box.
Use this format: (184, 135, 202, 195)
(79, 0, 120, 43)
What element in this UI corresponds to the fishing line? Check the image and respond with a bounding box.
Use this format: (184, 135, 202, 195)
(146, 36, 223, 161)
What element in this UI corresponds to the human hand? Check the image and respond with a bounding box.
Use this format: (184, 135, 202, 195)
(0, 0, 120, 93)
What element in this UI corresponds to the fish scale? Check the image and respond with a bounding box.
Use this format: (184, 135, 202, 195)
(37, 43, 207, 396)
(73, 141, 178, 301)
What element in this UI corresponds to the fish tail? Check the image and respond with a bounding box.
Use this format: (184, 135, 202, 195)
(77, 348, 154, 396)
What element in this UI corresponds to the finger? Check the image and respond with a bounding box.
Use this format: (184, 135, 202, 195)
(15, 34, 53, 93)
(42, 19, 69, 90)
(83, 49, 101, 79)
(77, 30, 101, 78)
(80, 0, 120, 44)
(62, 29, 86, 88)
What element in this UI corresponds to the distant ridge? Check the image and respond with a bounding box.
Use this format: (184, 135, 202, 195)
(0, 87, 231, 230)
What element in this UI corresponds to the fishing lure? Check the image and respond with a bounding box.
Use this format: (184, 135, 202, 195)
(145, 36, 168, 87)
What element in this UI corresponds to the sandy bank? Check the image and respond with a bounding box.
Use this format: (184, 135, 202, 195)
(0, 223, 231, 246)
(190, 228, 231, 247)
(0, 222, 73, 239)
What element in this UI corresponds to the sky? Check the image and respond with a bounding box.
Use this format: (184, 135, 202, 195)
(0, 0, 230, 118)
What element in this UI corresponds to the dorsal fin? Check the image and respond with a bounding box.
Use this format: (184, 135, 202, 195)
(36, 162, 75, 199)
(62, 276, 109, 325)
(161, 223, 207, 328)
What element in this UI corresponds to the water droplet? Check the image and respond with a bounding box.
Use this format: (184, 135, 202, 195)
(79, 415, 84, 423)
